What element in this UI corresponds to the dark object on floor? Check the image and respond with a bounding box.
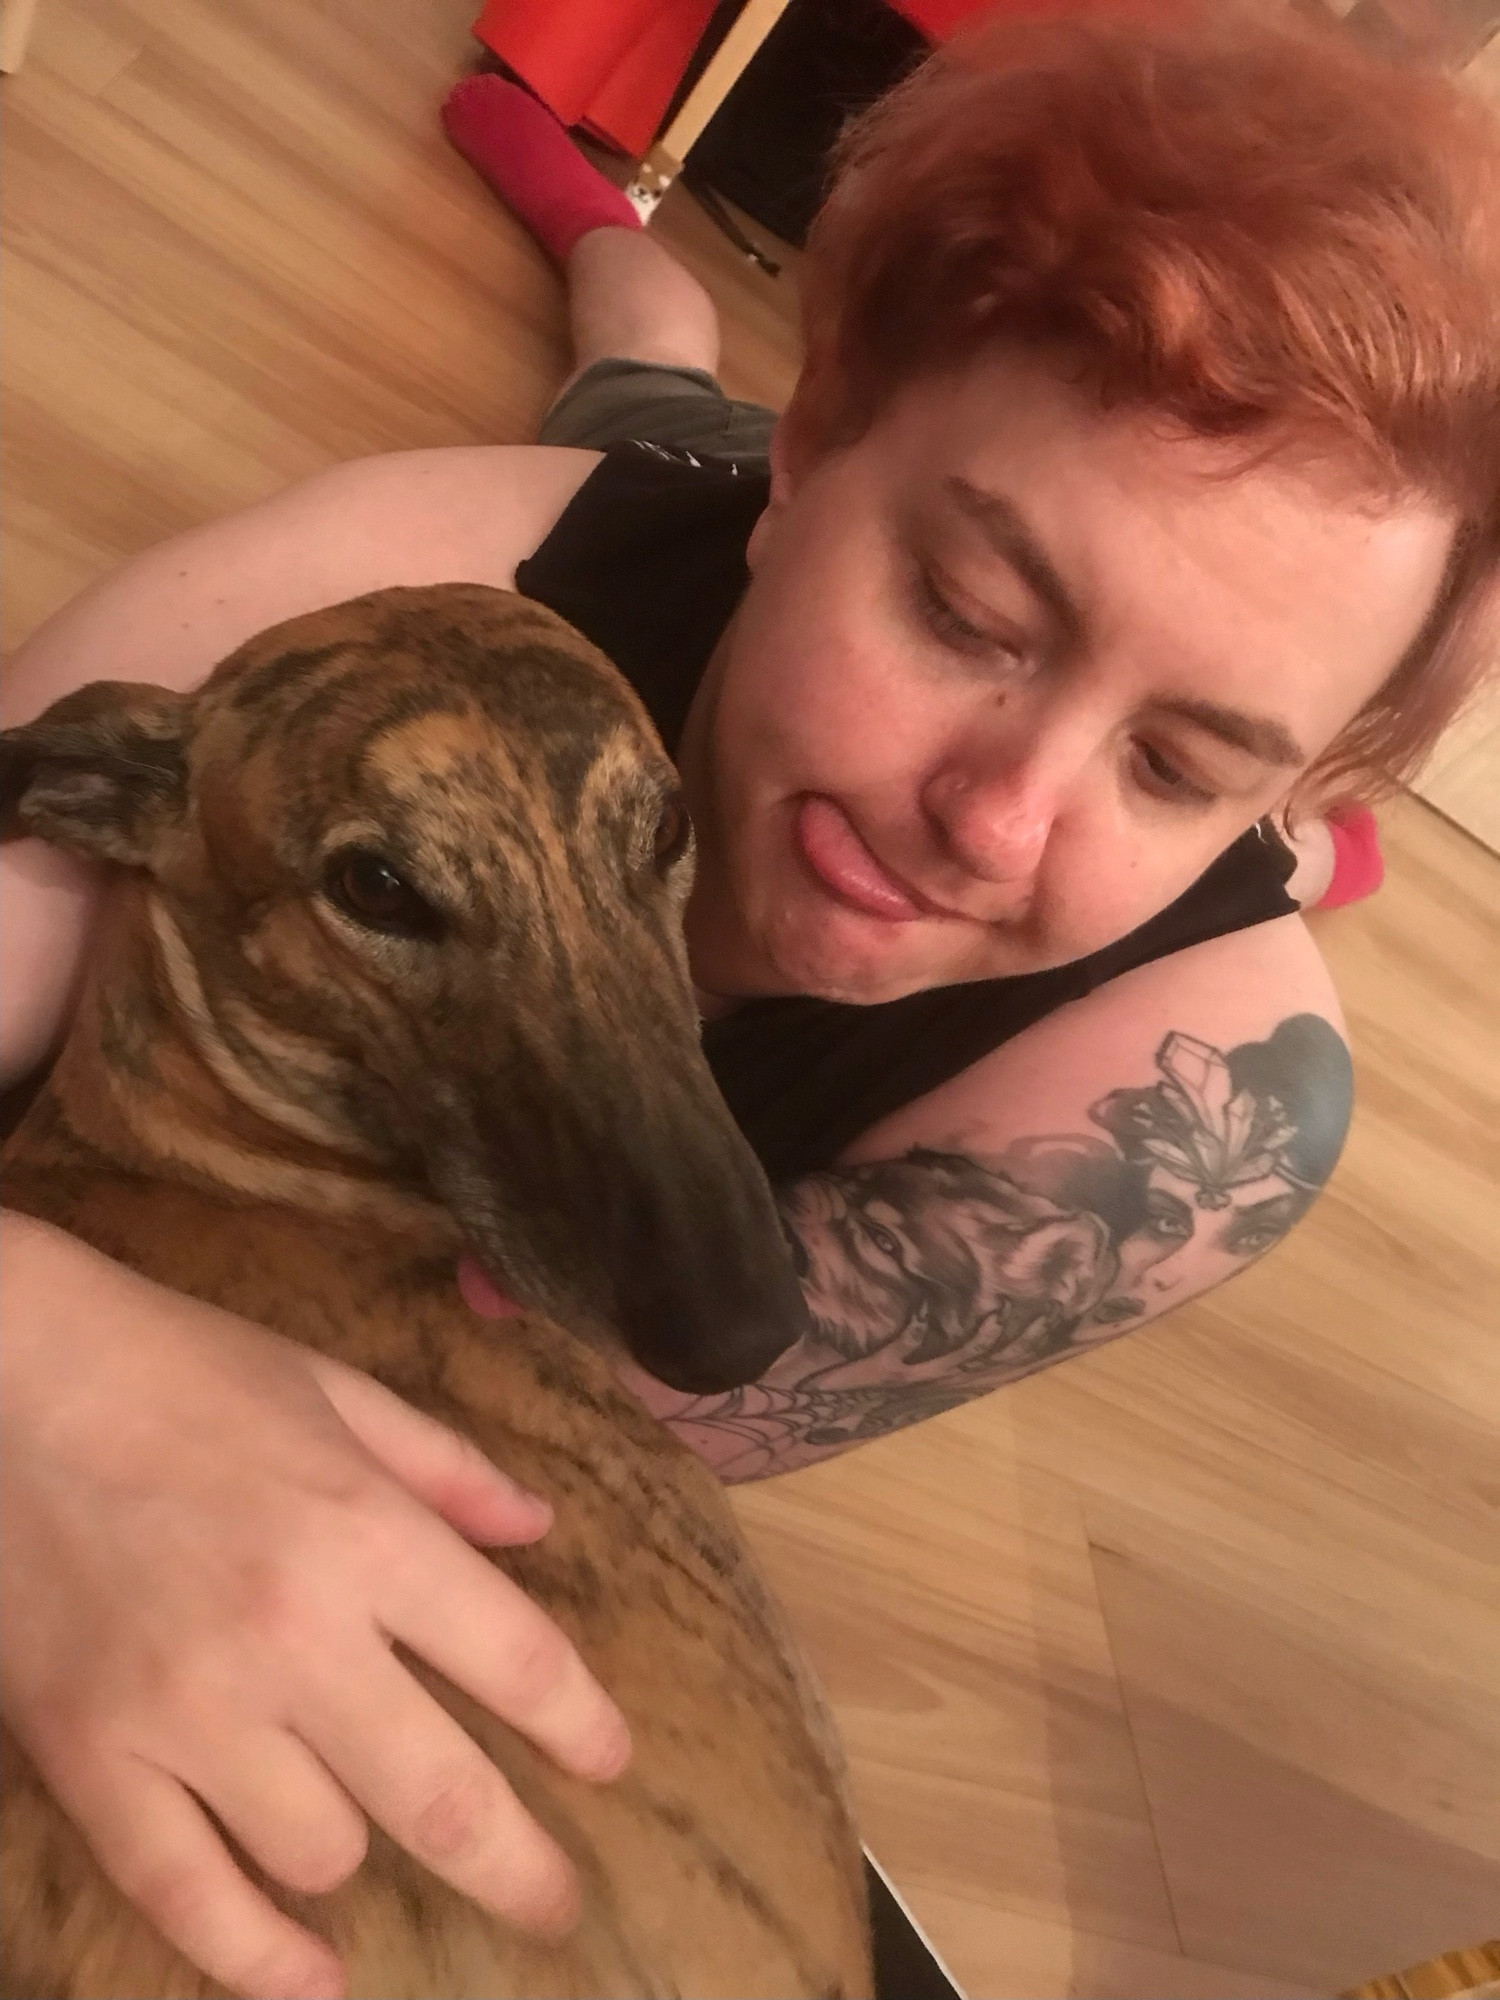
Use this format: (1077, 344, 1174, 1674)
(684, 0, 930, 246)
(681, 162, 782, 273)
(866, 1852, 968, 2000)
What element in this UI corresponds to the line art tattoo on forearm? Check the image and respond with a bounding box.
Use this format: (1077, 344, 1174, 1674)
(653, 1014, 1352, 1479)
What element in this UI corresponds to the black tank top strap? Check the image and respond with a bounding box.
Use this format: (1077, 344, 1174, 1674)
(517, 443, 1297, 1180)
(516, 442, 770, 759)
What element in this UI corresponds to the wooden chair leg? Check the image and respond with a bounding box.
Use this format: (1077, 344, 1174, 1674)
(627, 0, 794, 217)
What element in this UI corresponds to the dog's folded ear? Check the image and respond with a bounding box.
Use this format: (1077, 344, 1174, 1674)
(0, 681, 190, 866)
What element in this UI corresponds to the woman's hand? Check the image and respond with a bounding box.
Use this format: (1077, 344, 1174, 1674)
(0, 1216, 630, 2000)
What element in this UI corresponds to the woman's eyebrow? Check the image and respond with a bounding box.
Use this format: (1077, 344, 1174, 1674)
(1229, 1194, 1299, 1222)
(945, 476, 1307, 767)
(1221, 1193, 1301, 1240)
(1154, 696, 1306, 768)
(1147, 1189, 1195, 1223)
(944, 476, 1086, 645)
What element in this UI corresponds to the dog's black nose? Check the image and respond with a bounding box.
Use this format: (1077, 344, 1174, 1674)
(618, 1275, 806, 1396)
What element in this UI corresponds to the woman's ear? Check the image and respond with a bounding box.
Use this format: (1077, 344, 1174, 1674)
(0, 681, 190, 866)
(746, 398, 817, 572)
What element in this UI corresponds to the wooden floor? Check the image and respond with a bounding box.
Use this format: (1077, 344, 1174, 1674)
(3, 4, 1498, 1995)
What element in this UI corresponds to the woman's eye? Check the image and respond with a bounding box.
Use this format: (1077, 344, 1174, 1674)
(1226, 1223, 1281, 1258)
(1235, 1228, 1278, 1256)
(1146, 1206, 1194, 1244)
(867, 1223, 902, 1259)
(651, 793, 692, 872)
(1134, 741, 1217, 807)
(324, 849, 444, 940)
(915, 568, 1020, 662)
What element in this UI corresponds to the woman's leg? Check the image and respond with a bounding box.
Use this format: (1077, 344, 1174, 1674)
(566, 225, 719, 378)
(443, 74, 721, 379)
(443, 75, 780, 459)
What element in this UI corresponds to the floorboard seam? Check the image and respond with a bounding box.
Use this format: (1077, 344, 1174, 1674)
(1082, 1522, 1187, 1961)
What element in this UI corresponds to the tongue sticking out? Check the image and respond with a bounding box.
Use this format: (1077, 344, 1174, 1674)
(457, 1252, 525, 1320)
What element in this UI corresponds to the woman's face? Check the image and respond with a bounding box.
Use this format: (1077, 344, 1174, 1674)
(1106, 1162, 1308, 1316)
(680, 351, 1453, 1006)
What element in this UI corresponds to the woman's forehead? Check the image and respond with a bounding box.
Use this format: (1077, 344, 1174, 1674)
(1146, 1163, 1293, 1206)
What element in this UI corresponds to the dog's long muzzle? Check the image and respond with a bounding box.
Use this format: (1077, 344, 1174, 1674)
(418, 1040, 809, 1396)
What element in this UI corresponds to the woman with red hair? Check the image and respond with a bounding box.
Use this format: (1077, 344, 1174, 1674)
(3, 9, 1497, 1994)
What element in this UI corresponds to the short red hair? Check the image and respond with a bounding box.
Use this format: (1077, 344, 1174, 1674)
(793, 2, 1500, 804)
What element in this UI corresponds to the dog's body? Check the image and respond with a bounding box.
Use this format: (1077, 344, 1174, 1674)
(0, 586, 872, 1998)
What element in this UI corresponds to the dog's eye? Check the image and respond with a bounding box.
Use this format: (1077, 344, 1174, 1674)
(651, 794, 691, 872)
(324, 849, 443, 940)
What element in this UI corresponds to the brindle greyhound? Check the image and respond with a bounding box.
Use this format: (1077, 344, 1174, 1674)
(0, 584, 873, 1999)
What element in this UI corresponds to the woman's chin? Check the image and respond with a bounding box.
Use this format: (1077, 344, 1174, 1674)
(761, 895, 1078, 1001)
(705, 855, 1063, 1002)
(758, 904, 951, 1006)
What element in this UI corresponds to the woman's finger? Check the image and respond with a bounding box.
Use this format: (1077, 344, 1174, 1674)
(46, 1753, 345, 2000)
(189, 1728, 369, 1898)
(384, 1522, 632, 1785)
(307, 1353, 553, 1547)
(297, 1650, 581, 1940)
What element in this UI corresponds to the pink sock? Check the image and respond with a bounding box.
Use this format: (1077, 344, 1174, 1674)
(441, 74, 642, 265)
(1316, 805, 1386, 911)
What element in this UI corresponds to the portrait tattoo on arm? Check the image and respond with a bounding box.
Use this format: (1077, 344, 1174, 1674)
(649, 1013, 1353, 1481)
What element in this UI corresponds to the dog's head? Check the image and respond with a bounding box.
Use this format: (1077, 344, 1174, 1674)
(1, 584, 807, 1392)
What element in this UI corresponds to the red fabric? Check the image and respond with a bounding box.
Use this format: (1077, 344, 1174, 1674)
(442, 75, 642, 261)
(582, 0, 718, 154)
(471, 0, 661, 127)
(888, 0, 995, 36)
(891, 0, 1162, 37)
(1317, 806, 1386, 911)
(468, 2, 1119, 153)
(472, 0, 717, 157)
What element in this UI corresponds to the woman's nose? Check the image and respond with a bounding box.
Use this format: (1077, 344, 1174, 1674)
(921, 757, 1061, 885)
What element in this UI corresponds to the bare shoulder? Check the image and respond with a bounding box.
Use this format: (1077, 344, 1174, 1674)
(841, 913, 1344, 1165)
(4, 444, 602, 725)
(279, 442, 603, 590)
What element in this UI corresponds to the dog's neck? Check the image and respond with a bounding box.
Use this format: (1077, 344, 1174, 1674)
(43, 878, 456, 1250)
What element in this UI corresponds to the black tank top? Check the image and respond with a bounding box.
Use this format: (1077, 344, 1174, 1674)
(517, 444, 1297, 1183)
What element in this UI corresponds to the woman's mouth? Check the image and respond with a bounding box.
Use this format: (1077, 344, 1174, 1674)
(794, 796, 963, 924)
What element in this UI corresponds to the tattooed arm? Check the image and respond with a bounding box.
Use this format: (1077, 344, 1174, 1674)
(634, 918, 1354, 1481)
